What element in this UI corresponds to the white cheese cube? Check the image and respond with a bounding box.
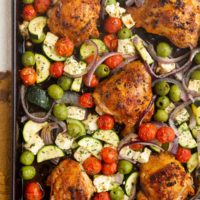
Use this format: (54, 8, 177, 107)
(117, 38, 136, 56)
(174, 108, 190, 125)
(156, 63, 176, 74)
(188, 80, 200, 93)
(137, 148, 151, 163)
(105, 3, 126, 18)
(122, 14, 135, 29)
(165, 102, 175, 114)
(55, 133, 74, 150)
(83, 114, 99, 134)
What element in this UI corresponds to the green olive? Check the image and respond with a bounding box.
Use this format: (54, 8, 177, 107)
(154, 109, 169, 122)
(23, 0, 34, 3)
(118, 160, 133, 174)
(195, 53, 200, 64)
(110, 187, 124, 200)
(154, 81, 170, 96)
(156, 42, 172, 58)
(21, 166, 36, 180)
(67, 119, 86, 138)
(191, 70, 200, 80)
(95, 64, 110, 78)
(156, 96, 170, 109)
(106, 0, 117, 5)
(57, 76, 73, 91)
(22, 51, 35, 66)
(48, 84, 64, 100)
(118, 28, 132, 39)
(20, 150, 35, 166)
(169, 84, 181, 102)
(53, 104, 68, 120)
(31, 33, 46, 44)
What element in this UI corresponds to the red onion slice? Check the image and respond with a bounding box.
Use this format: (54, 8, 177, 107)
(152, 78, 188, 101)
(118, 133, 138, 151)
(49, 115, 67, 133)
(169, 137, 179, 155)
(84, 52, 121, 87)
(20, 85, 54, 123)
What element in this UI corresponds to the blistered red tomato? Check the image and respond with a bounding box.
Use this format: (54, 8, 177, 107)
(24, 182, 43, 200)
(104, 17, 122, 34)
(34, 0, 51, 14)
(55, 37, 74, 57)
(176, 147, 191, 163)
(130, 144, 144, 151)
(79, 93, 95, 108)
(139, 123, 157, 142)
(104, 55, 123, 69)
(103, 34, 118, 51)
(102, 162, 117, 175)
(83, 156, 102, 175)
(101, 147, 118, 164)
(20, 67, 37, 86)
(93, 192, 111, 200)
(156, 126, 175, 144)
(83, 74, 99, 88)
(97, 115, 114, 130)
(23, 5, 37, 21)
(49, 62, 64, 78)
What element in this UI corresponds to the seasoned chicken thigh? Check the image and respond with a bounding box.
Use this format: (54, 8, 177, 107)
(93, 61, 153, 134)
(47, 0, 100, 46)
(128, 0, 200, 48)
(138, 153, 195, 200)
(46, 159, 95, 200)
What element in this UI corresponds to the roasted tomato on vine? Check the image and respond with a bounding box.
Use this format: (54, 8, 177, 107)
(130, 144, 144, 151)
(79, 93, 95, 108)
(93, 192, 111, 200)
(50, 62, 64, 78)
(24, 181, 43, 200)
(102, 162, 117, 175)
(104, 17, 122, 34)
(55, 37, 74, 57)
(139, 123, 157, 142)
(34, 0, 51, 13)
(103, 34, 118, 51)
(156, 126, 175, 144)
(176, 147, 191, 163)
(23, 5, 37, 21)
(20, 67, 37, 86)
(83, 74, 99, 88)
(97, 115, 115, 130)
(101, 147, 118, 164)
(104, 55, 123, 69)
(83, 156, 102, 175)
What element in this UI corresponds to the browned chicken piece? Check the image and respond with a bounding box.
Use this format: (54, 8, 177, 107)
(127, 0, 200, 48)
(47, 0, 100, 46)
(93, 61, 153, 134)
(46, 159, 95, 200)
(138, 152, 195, 200)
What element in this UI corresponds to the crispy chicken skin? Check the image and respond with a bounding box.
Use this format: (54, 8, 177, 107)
(127, 0, 200, 48)
(93, 61, 153, 134)
(47, 0, 100, 46)
(46, 159, 95, 200)
(138, 153, 195, 200)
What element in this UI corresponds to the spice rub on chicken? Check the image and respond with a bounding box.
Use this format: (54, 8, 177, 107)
(127, 0, 200, 48)
(47, 0, 100, 46)
(93, 61, 153, 134)
(46, 159, 95, 200)
(138, 152, 195, 200)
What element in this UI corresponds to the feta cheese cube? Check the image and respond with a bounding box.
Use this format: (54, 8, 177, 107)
(165, 102, 175, 114)
(105, 3, 126, 18)
(188, 80, 200, 93)
(174, 108, 190, 125)
(55, 133, 74, 150)
(83, 114, 99, 134)
(117, 38, 136, 56)
(156, 63, 176, 74)
(122, 14, 135, 29)
(137, 148, 151, 163)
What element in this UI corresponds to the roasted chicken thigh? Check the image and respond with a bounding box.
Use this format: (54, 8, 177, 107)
(47, 0, 100, 46)
(93, 61, 153, 134)
(47, 159, 95, 200)
(128, 0, 200, 48)
(138, 153, 194, 200)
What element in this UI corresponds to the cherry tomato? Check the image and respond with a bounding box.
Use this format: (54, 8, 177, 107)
(176, 147, 191, 163)
(23, 5, 37, 21)
(34, 0, 51, 13)
(156, 126, 175, 144)
(50, 62, 64, 78)
(55, 37, 74, 57)
(97, 115, 114, 130)
(104, 55, 123, 69)
(24, 182, 43, 200)
(101, 147, 118, 164)
(103, 34, 118, 51)
(79, 93, 95, 108)
(85, 55, 99, 65)
(20, 67, 37, 86)
(104, 17, 122, 34)
(102, 162, 117, 175)
(139, 123, 157, 142)
(93, 192, 111, 200)
(130, 144, 144, 151)
(83, 74, 99, 88)
(83, 156, 102, 175)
